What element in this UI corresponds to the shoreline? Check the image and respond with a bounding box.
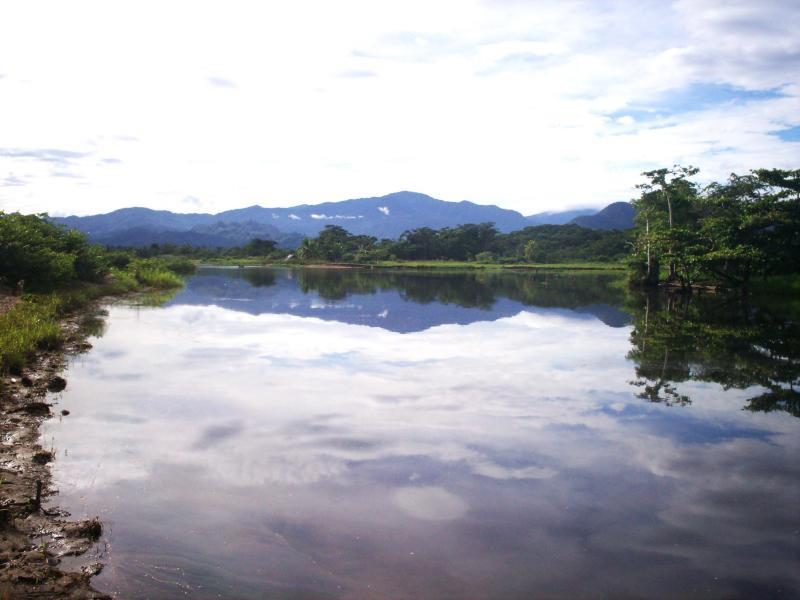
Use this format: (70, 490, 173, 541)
(0, 290, 159, 598)
(197, 260, 626, 272)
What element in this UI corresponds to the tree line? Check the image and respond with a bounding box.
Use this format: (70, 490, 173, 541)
(0, 211, 195, 292)
(295, 222, 630, 263)
(3, 164, 796, 293)
(629, 166, 799, 290)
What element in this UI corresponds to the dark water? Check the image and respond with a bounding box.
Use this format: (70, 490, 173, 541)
(43, 268, 800, 599)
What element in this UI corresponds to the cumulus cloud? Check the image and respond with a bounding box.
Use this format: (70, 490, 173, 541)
(0, 1, 797, 215)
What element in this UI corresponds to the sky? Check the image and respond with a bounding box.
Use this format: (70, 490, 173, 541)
(1, 0, 798, 217)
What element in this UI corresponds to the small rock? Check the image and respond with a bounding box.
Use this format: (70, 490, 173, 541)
(22, 402, 51, 416)
(61, 409, 70, 416)
(20, 376, 33, 387)
(33, 450, 54, 465)
(47, 376, 67, 392)
(63, 518, 102, 540)
(81, 562, 104, 577)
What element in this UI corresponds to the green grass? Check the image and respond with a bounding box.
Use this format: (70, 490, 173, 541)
(0, 263, 188, 376)
(370, 260, 626, 271)
(200, 258, 626, 271)
(0, 297, 62, 373)
(195, 257, 626, 271)
(134, 267, 183, 289)
(197, 257, 272, 267)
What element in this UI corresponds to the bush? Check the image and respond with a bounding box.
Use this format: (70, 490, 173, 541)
(106, 251, 133, 269)
(162, 257, 196, 275)
(0, 212, 108, 289)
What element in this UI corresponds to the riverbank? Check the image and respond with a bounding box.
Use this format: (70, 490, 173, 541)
(197, 259, 626, 271)
(371, 260, 625, 271)
(0, 275, 185, 597)
(0, 292, 115, 597)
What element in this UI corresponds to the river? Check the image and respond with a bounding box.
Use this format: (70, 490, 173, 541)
(42, 267, 800, 598)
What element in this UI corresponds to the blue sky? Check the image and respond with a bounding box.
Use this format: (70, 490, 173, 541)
(0, 0, 798, 216)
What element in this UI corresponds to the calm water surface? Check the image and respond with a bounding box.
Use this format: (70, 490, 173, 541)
(43, 268, 800, 598)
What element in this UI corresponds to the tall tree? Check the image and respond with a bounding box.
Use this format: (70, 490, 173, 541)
(633, 165, 699, 284)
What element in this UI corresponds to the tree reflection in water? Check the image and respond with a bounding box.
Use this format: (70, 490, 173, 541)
(628, 291, 800, 416)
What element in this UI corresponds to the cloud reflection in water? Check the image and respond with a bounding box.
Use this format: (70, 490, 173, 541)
(42, 270, 799, 599)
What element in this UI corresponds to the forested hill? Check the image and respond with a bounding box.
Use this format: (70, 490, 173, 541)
(53, 192, 532, 241)
(570, 202, 635, 230)
(52, 192, 632, 248)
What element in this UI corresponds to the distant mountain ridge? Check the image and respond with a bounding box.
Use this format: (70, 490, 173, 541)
(526, 208, 597, 225)
(569, 202, 635, 230)
(52, 192, 633, 248)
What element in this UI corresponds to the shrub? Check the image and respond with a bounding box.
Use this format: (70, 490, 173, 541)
(162, 257, 196, 275)
(0, 212, 108, 289)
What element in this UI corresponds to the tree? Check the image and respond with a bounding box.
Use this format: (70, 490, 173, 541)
(695, 168, 800, 290)
(523, 240, 537, 262)
(242, 238, 278, 256)
(627, 290, 800, 416)
(632, 165, 699, 285)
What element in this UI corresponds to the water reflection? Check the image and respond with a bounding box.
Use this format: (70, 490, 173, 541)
(42, 269, 799, 598)
(628, 292, 800, 417)
(167, 267, 632, 331)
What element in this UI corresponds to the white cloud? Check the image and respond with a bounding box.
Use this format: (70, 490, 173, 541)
(310, 213, 363, 220)
(377, 206, 390, 215)
(0, 0, 797, 216)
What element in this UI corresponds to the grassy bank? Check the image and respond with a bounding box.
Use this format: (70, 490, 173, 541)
(0, 260, 189, 375)
(198, 257, 272, 267)
(196, 258, 626, 271)
(371, 260, 626, 271)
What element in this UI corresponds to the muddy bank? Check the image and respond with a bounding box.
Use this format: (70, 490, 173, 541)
(1, 301, 110, 599)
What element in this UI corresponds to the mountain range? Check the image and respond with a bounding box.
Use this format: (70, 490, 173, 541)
(53, 191, 635, 248)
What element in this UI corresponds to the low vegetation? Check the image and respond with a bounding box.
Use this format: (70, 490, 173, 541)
(0, 211, 195, 374)
(0, 298, 62, 373)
